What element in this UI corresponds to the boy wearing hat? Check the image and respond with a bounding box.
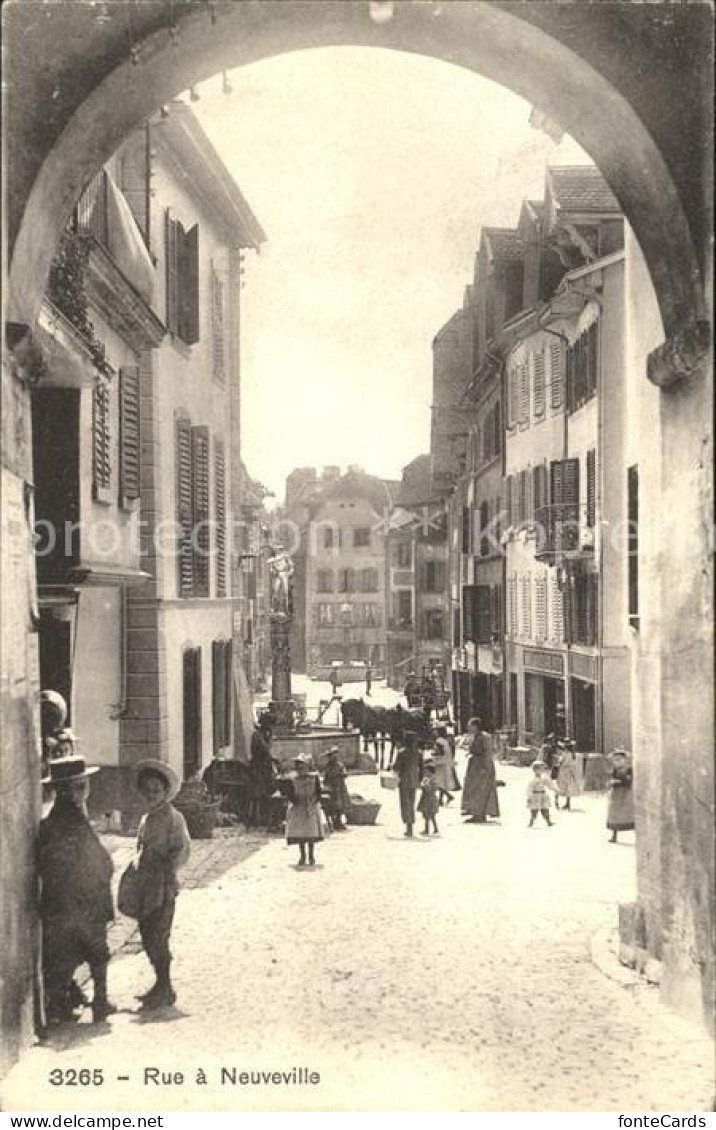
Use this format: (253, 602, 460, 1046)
(134, 760, 191, 1009)
(37, 756, 115, 1024)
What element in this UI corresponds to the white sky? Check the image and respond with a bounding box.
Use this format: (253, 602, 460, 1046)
(192, 48, 590, 501)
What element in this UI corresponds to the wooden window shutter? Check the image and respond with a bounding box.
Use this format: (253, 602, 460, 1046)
(526, 467, 534, 523)
(549, 572, 563, 641)
(549, 340, 563, 409)
(176, 417, 194, 597)
(192, 425, 210, 597)
(562, 458, 580, 549)
(506, 475, 513, 528)
(588, 321, 599, 397)
(535, 575, 548, 640)
(165, 210, 178, 334)
(565, 344, 574, 413)
(586, 448, 596, 528)
(212, 639, 224, 754)
(494, 400, 501, 455)
(211, 263, 226, 382)
(214, 438, 227, 597)
(476, 585, 491, 643)
(462, 585, 475, 643)
(119, 366, 140, 505)
(519, 363, 529, 424)
(92, 379, 111, 496)
(180, 224, 200, 345)
(533, 349, 546, 416)
(519, 469, 527, 525)
(223, 639, 233, 747)
(183, 646, 202, 779)
(521, 575, 532, 638)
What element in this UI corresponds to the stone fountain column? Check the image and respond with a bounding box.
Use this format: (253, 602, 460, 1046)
(269, 608, 295, 733)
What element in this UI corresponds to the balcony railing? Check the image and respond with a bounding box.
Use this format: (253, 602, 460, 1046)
(74, 169, 111, 251)
(534, 504, 594, 563)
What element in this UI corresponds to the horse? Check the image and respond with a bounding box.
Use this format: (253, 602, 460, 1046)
(340, 699, 392, 766)
(340, 700, 434, 769)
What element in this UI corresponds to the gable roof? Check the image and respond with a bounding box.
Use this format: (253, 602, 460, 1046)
(547, 166, 621, 214)
(482, 227, 524, 263)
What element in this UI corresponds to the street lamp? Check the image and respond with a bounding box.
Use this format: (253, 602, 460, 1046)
(340, 602, 352, 664)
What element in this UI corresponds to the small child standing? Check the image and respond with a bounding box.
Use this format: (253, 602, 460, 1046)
(134, 760, 191, 1009)
(526, 760, 556, 827)
(417, 760, 440, 836)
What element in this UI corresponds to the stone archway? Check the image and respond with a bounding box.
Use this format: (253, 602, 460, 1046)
(4, 0, 711, 339)
(1, 0, 712, 1053)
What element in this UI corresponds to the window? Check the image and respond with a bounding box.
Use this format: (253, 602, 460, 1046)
(568, 571, 598, 645)
(316, 569, 334, 593)
(586, 448, 596, 528)
(424, 560, 446, 592)
(214, 439, 227, 597)
(165, 210, 200, 345)
(363, 603, 381, 627)
(549, 340, 563, 409)
(519, 469, 528, 527)
(533, 349, 546, 417)
(535, 576, 548, 640)
(453, 606, 461, 646)
(461, 506, 471, 554)
(519, 363, 529, 425)
(316, 603, 335, 626)
(462, 584, 475, 642)
(628, 465, 639, 629)
(182, 646, 202, 779)
(506, 475, 514, 528)
(92, 379, 111, 501)
(118, 125, 151, 247)
(490, 585, 502, 637)
(424, 610, 444, 640)
(479, 501, 490, 557)
(212, 638, 232, 753)
(508, 366, 519, 428)
(360, 567, 379, 593)
(395, 590, 412, 626)
(353, 527, 370, 548)
(549, 458, 580, 554)
(211, 263, 226, 383)
(176, 418, 210, 598)
(508, 574, 518, 637)
(475, 585, 492, 643)
(322, 526, 338, 550)
(396, 541, 412, 568)
(566, 322, 598, 413)
(533, 462, 548, 519)
(338, 568, 355, 593)
(118, 367, 141, 507)
(549, 572, 564, 641)
(521, 575, 532, 638)
(493, 401, 501, 457)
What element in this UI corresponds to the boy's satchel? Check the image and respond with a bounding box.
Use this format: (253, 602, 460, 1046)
(117, 859, 143, 919)
(118, 858, 166, 919)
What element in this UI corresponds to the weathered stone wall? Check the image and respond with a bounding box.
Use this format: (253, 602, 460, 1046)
(1, 357, 42, 1076)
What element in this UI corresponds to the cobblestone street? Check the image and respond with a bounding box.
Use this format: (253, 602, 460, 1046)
(3, 710, 713, 1112)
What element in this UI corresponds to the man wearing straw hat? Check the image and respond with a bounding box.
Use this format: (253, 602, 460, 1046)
(38, 755, 115, 1024)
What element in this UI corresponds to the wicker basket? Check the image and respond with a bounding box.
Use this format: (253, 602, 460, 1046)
(347, 798, 381, 826)
(175, 799, 222, 840)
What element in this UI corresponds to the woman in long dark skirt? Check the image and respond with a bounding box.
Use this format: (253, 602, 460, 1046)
(606, 749, 635, 843)
(461, 717, 499, 823)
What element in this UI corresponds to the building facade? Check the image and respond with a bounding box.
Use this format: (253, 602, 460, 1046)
(31, 104, 266, 824)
